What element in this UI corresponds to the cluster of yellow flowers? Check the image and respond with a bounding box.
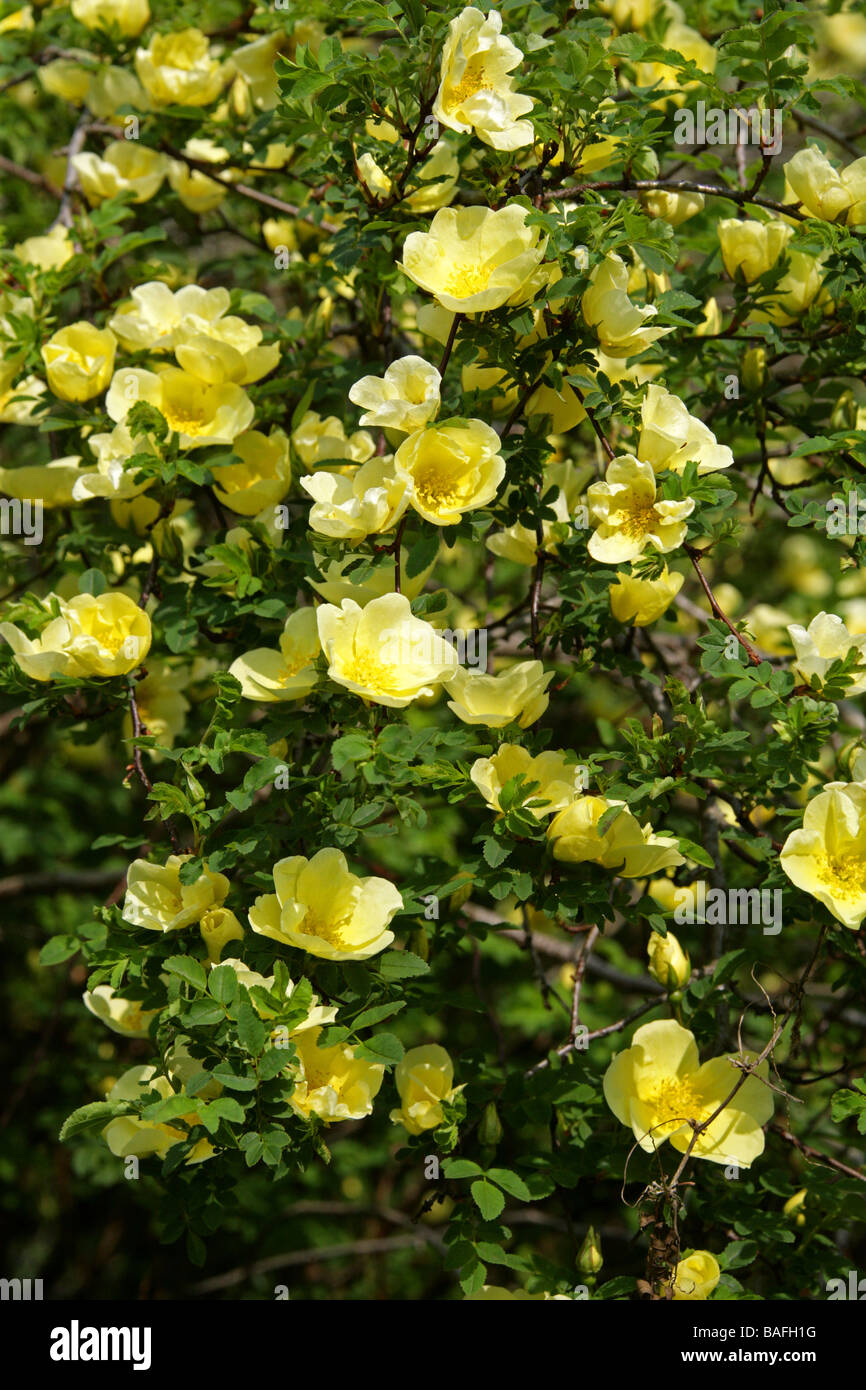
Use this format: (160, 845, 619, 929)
(80, 849, 459, 1138)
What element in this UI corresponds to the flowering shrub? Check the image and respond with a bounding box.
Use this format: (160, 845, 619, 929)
(2, 0, 866, 1303)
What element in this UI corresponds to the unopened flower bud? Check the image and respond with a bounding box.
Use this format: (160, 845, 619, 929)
(832, 390, 857, 433)
(783, 1188, 807, 1227)
(200, 907, 244, 964)
(408, 925, 430, 961)
(478, 1101, 503, 1148)
(647, 929, 691, 990)
(578, 1226, 603, 1276)
(742, 346, 767, 394)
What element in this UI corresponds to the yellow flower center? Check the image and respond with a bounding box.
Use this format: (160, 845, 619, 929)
(443, 262, 491, 297)
(303, 1057, 345, 1093)
(340, 651, 402, 694)
(277, 652, 313, 682)
(816, 852, 866, 902)
(87, 614, 132, 654)
(163, 404, 209, 436)
(302, 909, 354, 950)
(646, 1075, 705, 1132)
(413, 465, 466, 513)
(223, 462, 267, 490)
(619, 497, 659, 540)
(443, 56, 491, 111)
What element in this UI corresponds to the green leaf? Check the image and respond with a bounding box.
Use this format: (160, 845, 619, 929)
(471, 1179, 506, 1220)
(236, 1001, 267, 1056)
(59, 1101, 132, 1142)
(352, 1000, 406, 1030)
(676, 837, 716, 869)
(487, 1168, 532, 1202)
(483, 837, 510, 868)
(442, 1158, 483, 1179)
(78, 568, 107, 597)
(164, 955, 207, 993)
(355, 1032, 404, 1065)
(39, 935, 79, 965)
(199, 1097, 245, 1132)
(208, 964, 238, 1006)
(379, 950, 429, 980)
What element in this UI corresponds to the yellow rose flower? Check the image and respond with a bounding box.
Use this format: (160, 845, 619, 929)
(109, 282, 231, 353)
(433, 5, 534, 151)
(14, 225, 75, 272)
(0, 5, 33, 34)
(401, 203, 548, 313)
(394, 420, 505, 526)
(87, 64, 150, 120)
(356, 151, 393, 199)
(174, 314, 280, 386)
(717, 218, 792, 283)
(348, 355, 441, 434)
(582, 254, 673, 357)
(71, 0, 150, 38)
(470, 743, 581, 816)
(670, 1251, 721, 1300)
(317, 592, 459, 707)
(38, 56, 92, 103)
(83, 985, 158, 1037)
(249, 847, 402, 960)
(199, 907, 245, 963)
(788, 612, 866, 695)
(780, 781, 866, 930)
(291, 410, 375, 468)
(135, 28, 225, 107)
(647, 929, 691, 989)
(105, 366, 254, 449)
(230, 31, 283, 110)
(587, 455, 694, 563)
(403, 140, 460, 213)
(212, 428, 291, 515)
(229, 608, 321, 703)
(72, 141, 168, 205)
(695, 297, 722, 336)
(121, 854, 230, 933)
(390, 1044, 458, 1134)
(72, 423, 156, 501)
(638, 385, 733, 474)
(301, 457, 412, 540)
(547, 795, 684, 877)
(0, 457, 87, 507)
(41, 322, 117, 402)
(102, 1065, 214, 1163)
(641, 189, 705, 225)
(446, 660, 553, 729)
(217, 958, 338, 1031)
(603, 1018, 774, 1165)
(609, 565, 684, 626)
(0, 374, 46, 425)
(717, 214, 828, 322)
(784, 146, 866, 224)
(167, 138, 229, 213)
(288, 1026, 385, 1123)
(0, 590, 151, 681)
